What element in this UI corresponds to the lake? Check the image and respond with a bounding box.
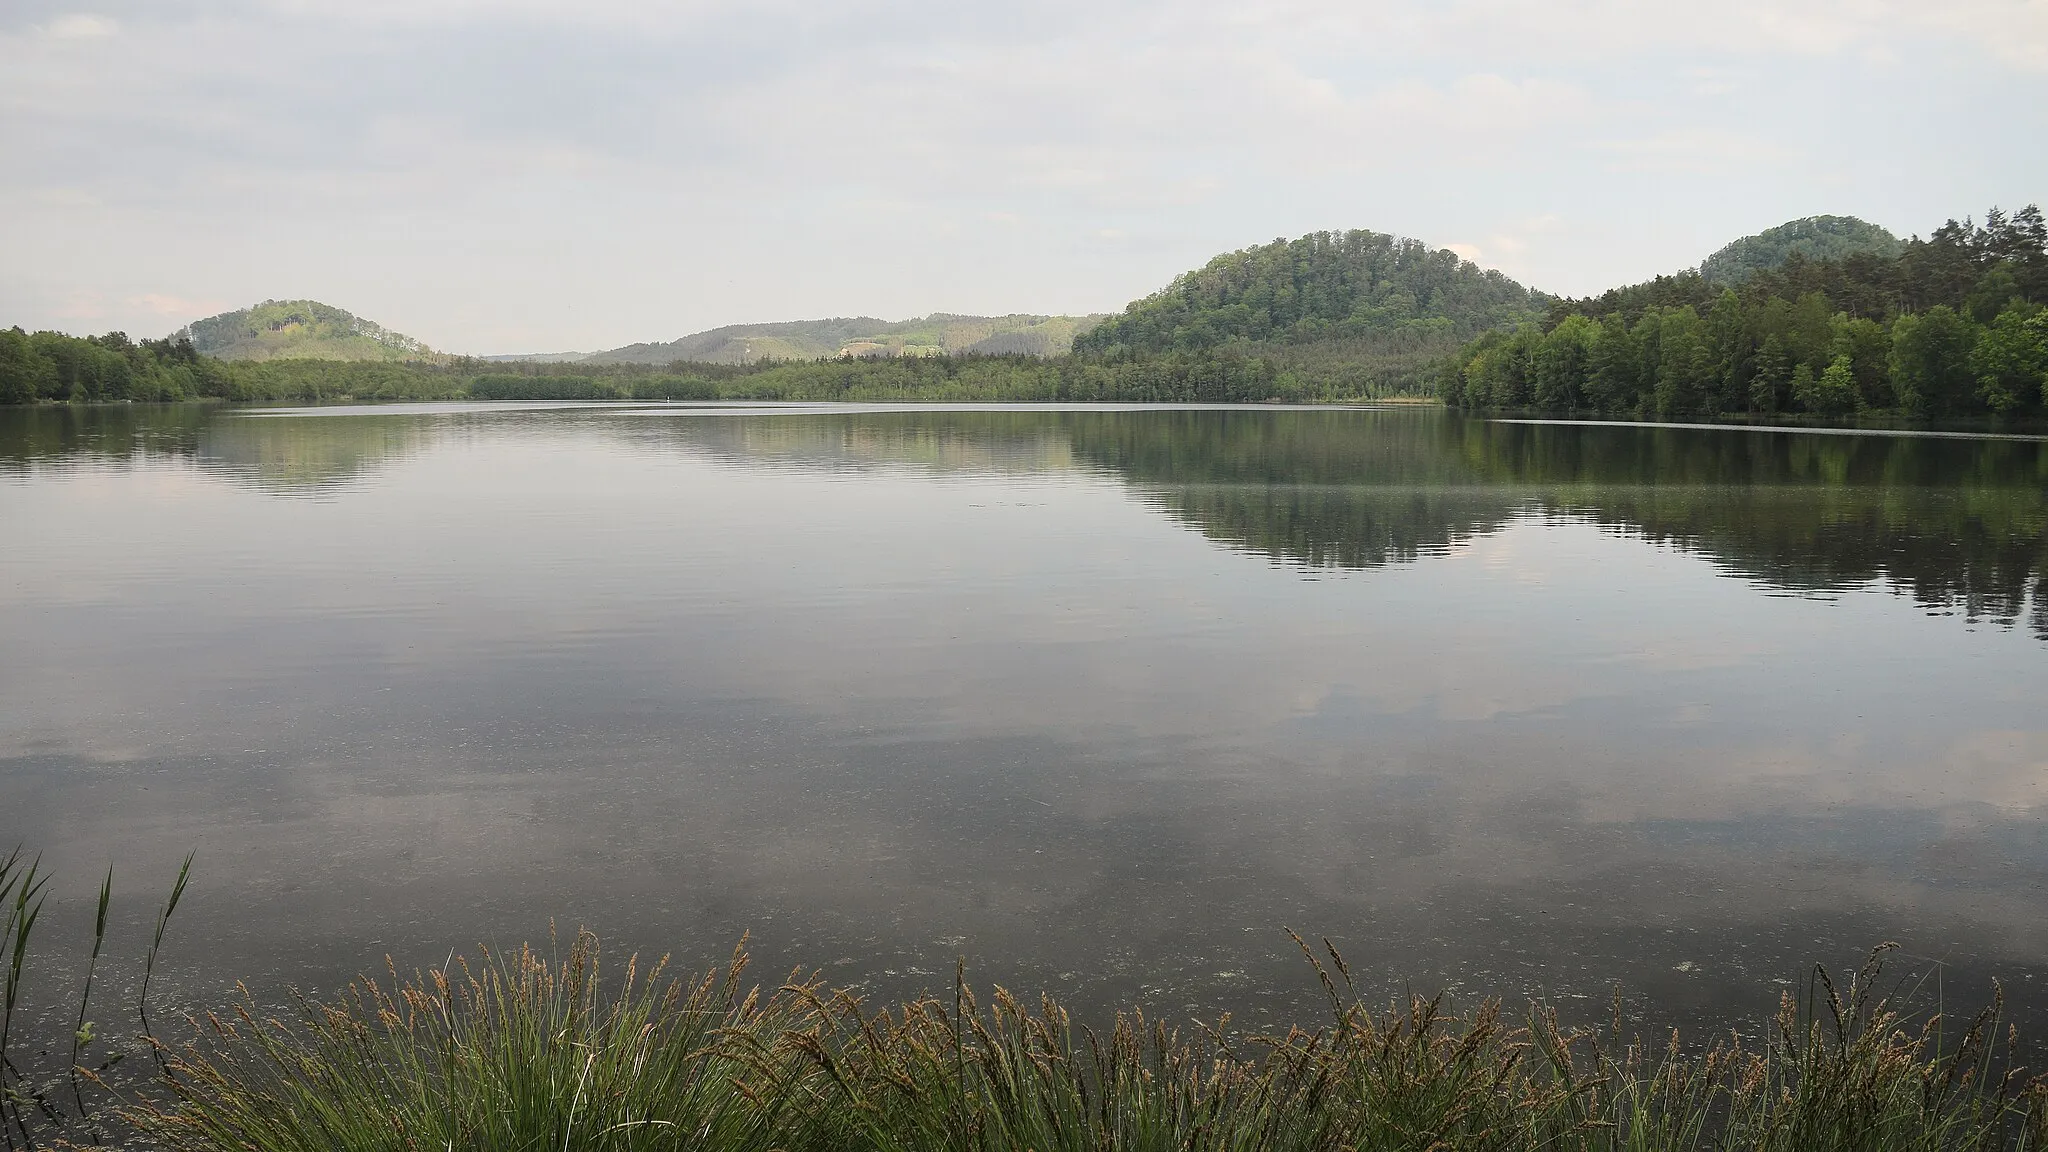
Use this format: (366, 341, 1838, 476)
(2, 402, 2045, 1036)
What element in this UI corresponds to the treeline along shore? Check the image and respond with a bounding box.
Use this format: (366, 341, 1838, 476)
(6, 209, 2047, 418)
(0, 337, 1405, 406)
(0, 229, 1545, 406)
(1441, 206, 2048, 422)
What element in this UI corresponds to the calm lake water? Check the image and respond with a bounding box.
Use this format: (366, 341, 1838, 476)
(2, 402, 2046, 1035)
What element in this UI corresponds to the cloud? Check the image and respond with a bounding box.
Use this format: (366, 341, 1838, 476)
(129, 292, 229, 318)
(0, 0, 2042, 348)
(1592, 129, 1798, 175)
(41, 13, 118, 38)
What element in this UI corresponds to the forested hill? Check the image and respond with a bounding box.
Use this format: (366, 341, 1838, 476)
(585, 314, 1105, 364)
(1698, 216, 1902, 285)
(1441, 204, 2048, 421)
(177, 300, 437, 362)
(1076, 231, 1547, 355)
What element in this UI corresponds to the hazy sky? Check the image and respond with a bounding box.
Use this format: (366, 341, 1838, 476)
(3, 0, 2045, 354)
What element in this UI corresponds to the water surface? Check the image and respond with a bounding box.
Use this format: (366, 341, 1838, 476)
(3, 403, 2045, 1033)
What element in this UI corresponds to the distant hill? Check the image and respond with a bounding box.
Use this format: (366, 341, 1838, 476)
(1698, 216, 1903, 285)
(176, 300, 436, 362)
(584, 313, 1106, 365)
(1076, 230, 1547, 357)
(1068, 229, 1547, 392)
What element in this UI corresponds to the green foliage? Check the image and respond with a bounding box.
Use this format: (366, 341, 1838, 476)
(1074, 231, 1545, 391)
(1971, 306, 2048, 413)
(1446, 205, 2048, 422)
(1796, 356, 1860, 414)
(1889, 306, 1979, 416)
(177, 300, 435, 362)
(469, 373, 626, 400)
(0, 328, 55, 404)
(1531, 315, 1596, 410)
(0, 327, 227, 403)
(1699, 215, 1904, 285)
(630, 375, 723, 401)
(2, 848, 193, 1147)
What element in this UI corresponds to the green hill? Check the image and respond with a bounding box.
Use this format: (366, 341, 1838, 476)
(585, 313, 1106, 365)
(1071, 230, 1547, 393)
(1697, 215, 1903, 285)
(1444, 202, 2048, 419)
(1076, 231, 1547, 354)
(176, 300, 436, 362)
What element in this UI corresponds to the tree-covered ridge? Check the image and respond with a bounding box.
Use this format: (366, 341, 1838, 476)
(1442, 205, 2048, 421)
(177, 299, 436, 362)
(1075, 230, 1548, 356)
(1698, 216, 1902, 285)
(584, 313, 1106, 365)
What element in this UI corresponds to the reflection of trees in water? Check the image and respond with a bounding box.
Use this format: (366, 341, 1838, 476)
(1051, 408, 1525, 569)
(196, 415, 433, 496)
(614, 412, 1085, 476)
(1465, 421, 2048, 637)
(1134, 483, 1518, 570)
(1, 406, 432, 496)
(0, 403, 212, 467)
(1073, 413, 2048, 639)
(7, 405, 2043, 637)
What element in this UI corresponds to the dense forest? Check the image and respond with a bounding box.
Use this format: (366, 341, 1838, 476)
(0, 334, 1409, 405)
(1696, 215, 1901, 286)
(1075, 229, 1547, 393)
(0, 328, 231, 404)
(1441, 206, 2048, 420)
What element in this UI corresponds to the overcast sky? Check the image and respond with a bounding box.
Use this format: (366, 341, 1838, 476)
(3, 1, 2045, 354)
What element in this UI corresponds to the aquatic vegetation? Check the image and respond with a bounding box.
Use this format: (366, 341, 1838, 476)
(6, 848, 2046, 1150)
(137, 935, 2048, 1152)
(1, 849, 191, 1150)
(145, 932, 807, 1152)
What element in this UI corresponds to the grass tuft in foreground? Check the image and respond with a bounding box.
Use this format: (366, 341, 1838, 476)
(132, 933, 2048, 1152)
(144, 930, 812, 1152)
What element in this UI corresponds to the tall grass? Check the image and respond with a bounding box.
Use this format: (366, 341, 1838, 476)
(6, 845, 2042, 1150)
(145, 931, 815, 1152)
(130, 932, 2048, 1152)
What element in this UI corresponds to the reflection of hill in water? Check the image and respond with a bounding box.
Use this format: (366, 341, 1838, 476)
(197, 415, 433, 495)
(0, 405, 433, 495)
(0, 404, 213, 467)
(627, 410, 2048, 636)
(1070, 412, 2048, 637)
(1054, 409, 1525, 569)
(5, 405, 2041, 636)
(1473, 421, 2048, 635)
(616, 412, 1085, 476)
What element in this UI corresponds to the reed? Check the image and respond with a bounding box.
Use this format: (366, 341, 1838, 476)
(131, 933, 2048, 1152)
(4, 844, 2042, 1151)
(143, 929, 815, 1152)
(0, 851, 192, 1151)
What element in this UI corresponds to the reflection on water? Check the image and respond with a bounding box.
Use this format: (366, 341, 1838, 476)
(1, 403, 2045, 1037)
(10, 404, 2039, 632)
